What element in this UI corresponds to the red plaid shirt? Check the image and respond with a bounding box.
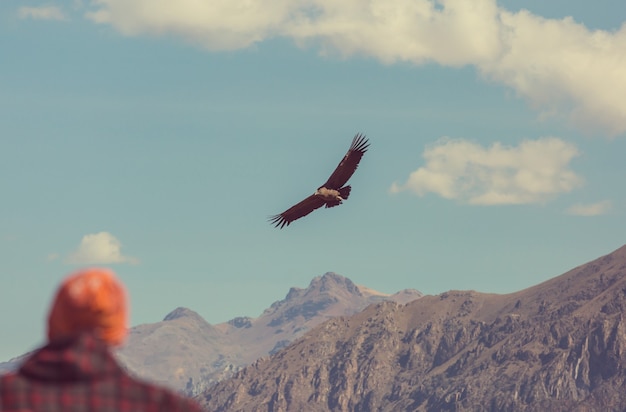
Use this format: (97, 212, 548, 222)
(0, 333, 203, 412)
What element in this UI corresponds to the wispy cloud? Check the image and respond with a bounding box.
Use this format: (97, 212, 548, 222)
(86, 0, 295, 50)
(85, 0, 626, 136)
(566, 200, 612, 216)
(18, 6, 68, 21)
(390, 137, 583, 205)
(65, 232, 139, 265)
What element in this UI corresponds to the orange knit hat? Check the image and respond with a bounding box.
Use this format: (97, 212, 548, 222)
(47, 268, 128, 346)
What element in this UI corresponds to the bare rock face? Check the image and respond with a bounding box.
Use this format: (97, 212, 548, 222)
(197, 245, 626, 412)
(115, 272, 423, 395)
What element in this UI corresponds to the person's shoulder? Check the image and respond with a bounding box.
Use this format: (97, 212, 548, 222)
(0, 371, 20, 385)
(0, 371, 28, 396)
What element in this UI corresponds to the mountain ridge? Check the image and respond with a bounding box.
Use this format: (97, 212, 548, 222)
(197, 245, 626, 411)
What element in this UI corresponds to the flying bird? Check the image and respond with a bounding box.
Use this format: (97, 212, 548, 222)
(269, 133, 370, 229)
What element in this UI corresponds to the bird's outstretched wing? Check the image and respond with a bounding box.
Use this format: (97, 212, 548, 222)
(269, 194, 326, 229)
(322, 133, 370, 189)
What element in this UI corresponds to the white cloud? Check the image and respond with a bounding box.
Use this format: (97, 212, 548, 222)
(65, 232, 139, 265)
(85, 0, 626, 136)
(18, 6, 68, 21)
(85, 0, 502, 63)
(285, 0, 502, 66)
(566, 200, 612, 216)
(86, 0, 297, 50)
(390, 137, 583, 205)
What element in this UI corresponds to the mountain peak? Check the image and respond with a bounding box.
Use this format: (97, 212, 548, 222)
(163, 307, 205, 323)
(308, 272, 362, 296)
(282, 273, 362, 304)
(263, 272, 405, 331)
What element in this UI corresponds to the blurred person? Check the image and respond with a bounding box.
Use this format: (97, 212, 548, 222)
(0, 268, 203, 412)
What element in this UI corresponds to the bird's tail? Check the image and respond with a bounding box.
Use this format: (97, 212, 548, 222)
(338, 185, 351, 200)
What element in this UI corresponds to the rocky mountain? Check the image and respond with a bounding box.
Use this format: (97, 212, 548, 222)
(115, 272, 422, 395)
(197, 245, 626, 412)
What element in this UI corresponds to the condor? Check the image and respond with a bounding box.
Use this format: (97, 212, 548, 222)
(269, 133, 369, 229)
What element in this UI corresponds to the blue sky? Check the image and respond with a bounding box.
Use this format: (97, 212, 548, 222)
(1, 0, 625, 360)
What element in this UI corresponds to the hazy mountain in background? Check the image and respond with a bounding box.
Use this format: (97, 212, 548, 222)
(198, 245, 626, 412)
(0, 272, 421, 395)
(0, 352, 31, 375)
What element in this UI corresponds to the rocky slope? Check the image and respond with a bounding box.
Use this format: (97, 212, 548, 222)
(197, 245, 626, 411)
